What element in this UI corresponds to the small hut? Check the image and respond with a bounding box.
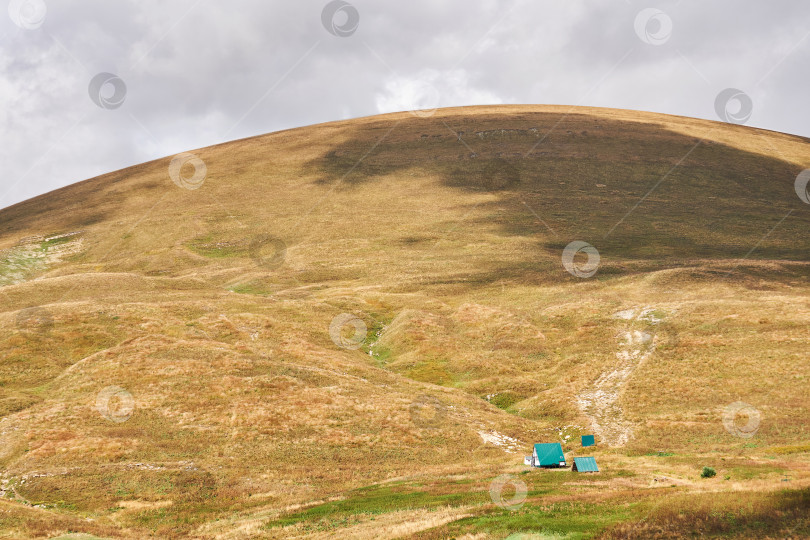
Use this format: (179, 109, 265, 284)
(572, 456, 599, 472)
(525, 443, 566, 468)
(581, 435, 595, 447)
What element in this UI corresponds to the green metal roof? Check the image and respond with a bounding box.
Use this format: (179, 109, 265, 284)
(582, 435, 595, 447)
(573, 456, 599, 472)
(533, 443, 565, 466)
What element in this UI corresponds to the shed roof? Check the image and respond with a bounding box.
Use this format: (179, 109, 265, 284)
(533, 443, 565, 466)
(573, 456, 599, 472)
(582, 435, 595, 447)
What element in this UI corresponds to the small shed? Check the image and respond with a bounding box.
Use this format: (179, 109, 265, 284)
(530, 443, 566, 468)
(572, 456, 599, 472)
(582, 435, 595, 447)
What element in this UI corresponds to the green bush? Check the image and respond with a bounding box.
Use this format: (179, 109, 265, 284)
(701, 466, 717, 478)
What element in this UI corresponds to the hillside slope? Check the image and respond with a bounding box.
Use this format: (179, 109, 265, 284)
(0, 105, 809, 538)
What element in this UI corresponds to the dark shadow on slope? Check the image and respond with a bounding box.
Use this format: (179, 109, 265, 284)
(0, 160, 165, 242)
(306, 111, 810, 282)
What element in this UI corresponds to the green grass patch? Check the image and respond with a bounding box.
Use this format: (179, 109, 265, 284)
(728, 463, 784, 480)
(489, 391, 523, 411)
(228, 280, 275, 296)
(766, 443, 810, 455)
(187, 235, 249, 258)
(434, 500, 641, 540)
(41, 234, 76, 249)
(406, 358, 454, 386)
(263, 483, 490, 531)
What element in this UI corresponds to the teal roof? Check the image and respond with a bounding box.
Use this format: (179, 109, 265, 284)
(582, 435, 595, 447)
(573, 457, 599, 472)
(533, 443, 565, 466)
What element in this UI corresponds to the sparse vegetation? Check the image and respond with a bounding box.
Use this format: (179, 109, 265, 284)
(599, 488, 810, 539)
(0, 105, 808, 538)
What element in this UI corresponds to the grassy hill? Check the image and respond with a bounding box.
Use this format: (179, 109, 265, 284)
(0, 105, 808, 538)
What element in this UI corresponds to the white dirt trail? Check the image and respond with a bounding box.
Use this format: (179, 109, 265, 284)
(576, 308, 664, 447)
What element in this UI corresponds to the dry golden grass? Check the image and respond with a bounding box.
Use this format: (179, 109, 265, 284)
(0, 105, 808, 537)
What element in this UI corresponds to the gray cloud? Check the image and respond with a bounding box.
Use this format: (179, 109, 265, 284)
(1, 0, 808, 208)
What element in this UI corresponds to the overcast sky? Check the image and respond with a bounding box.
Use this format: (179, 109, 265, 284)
(1, 0, 808, 209)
